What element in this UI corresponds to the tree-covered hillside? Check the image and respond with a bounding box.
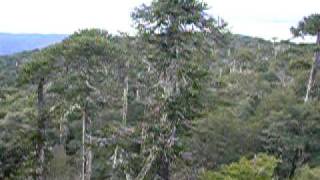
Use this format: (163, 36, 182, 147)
(0, 1, 319, 180)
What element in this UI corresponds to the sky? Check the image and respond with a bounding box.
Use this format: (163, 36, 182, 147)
(0, 0, 319, 42)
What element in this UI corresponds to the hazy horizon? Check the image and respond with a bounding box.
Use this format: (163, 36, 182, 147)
(1, 0, 319, 42)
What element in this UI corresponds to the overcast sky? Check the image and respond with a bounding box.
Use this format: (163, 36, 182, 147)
(0, 0, 319, 41)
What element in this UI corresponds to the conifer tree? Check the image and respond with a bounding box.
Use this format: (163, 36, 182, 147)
(57, 29, 110, 180)
(291, 14, 320, 102)
(132, 0, 227, 179)
(20, 48, 62, 180)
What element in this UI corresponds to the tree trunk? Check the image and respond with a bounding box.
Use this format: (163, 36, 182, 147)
(135, 147, 157, 180)
(123, 60, 130, 125)
(316, 31, 320, 67)
(82, 107, 86, 180)
(36, 77, 46, 180)
(232, 60, 236, 73)
(87, 144, 92, 180)
(123, 73, 129, 125)
(59, 117, 64, 144)
(110, 61, 130, 178)
(82, 105, 92, 180)
(158, 152, 169, 180)
(289, 148, 304, 179)
(304, 64, 316, 102)
(304, 31, 320, 102)
(157, 113, 170, 180)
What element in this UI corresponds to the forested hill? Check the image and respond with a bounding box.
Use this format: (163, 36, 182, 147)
(0, 34, 276, 87)
(0, 1, 319, 178)
(1, 29, 319, 179)
(0, 33, 67, 55)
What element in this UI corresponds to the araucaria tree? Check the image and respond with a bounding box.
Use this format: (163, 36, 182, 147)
(291, 14, 320, 102)
(132, 0, 226, 179)
(58, 29, 110, 180)
(20, 49, 61, 180)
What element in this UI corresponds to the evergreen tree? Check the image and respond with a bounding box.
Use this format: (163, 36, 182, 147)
(132, 0, 227, 179)
(291, 14, 320, 102)
(19, 47, 63, 180)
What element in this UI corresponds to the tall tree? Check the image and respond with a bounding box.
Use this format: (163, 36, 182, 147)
(58, 29, 110, 180)
(20, 48, 62, 180)
(291, 14, 320, 102)
(132, 0, 226, 179)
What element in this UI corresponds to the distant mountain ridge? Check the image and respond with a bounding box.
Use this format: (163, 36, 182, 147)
(0, 33, 68, 56)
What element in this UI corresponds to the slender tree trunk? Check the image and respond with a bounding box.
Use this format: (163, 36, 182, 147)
(136, 89, 140, 101)
(304, 31, 320, 102)
(158, 114, 170, 180)
(123, 67, 129, 125)
(157, 72, 171, 180)
(232, 60, 236, 73)
(316, 31, 320, 67)
(59, 117, 63, 144)
(112, 61, 130, 177)
(304, 64, 316, 102)
(82, 105, 92, 180)
(36, 77, 45, 180)
(82, 107, 86, 180)
(87, 143, 92, 180)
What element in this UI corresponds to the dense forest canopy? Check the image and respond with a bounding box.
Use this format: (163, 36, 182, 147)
(0, 1, 320, 180)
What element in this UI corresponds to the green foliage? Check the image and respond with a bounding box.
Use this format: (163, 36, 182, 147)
(291, 14, 320, 37)
(47, 145, 78, 180)
(1, 6, 320, 180)
(257, 89, 320, 177)
(293, 166, 320, 180)
(0, 111, 6, 119)
(234, 48, 255, 64)
(0, 51, 34, 86)
(192, 111, 258, 169)
(200, 154, 279, 180)
(131, 1, 228, 178)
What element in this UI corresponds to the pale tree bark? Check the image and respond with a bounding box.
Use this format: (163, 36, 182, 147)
(219, 68, 222, 79)
(87, 144, 93, 180)
(232, 60, 236, 73)
(82, 107, 86, 180)
(82, 105, 92, 180)
(36, 77, 46, 180)
(135, 147, 158, 180)
(112, 60, 130, 177)
(122, 61, 129, 125)
(158, 113, 170, 180)
(157, 70, 175, 180)
(123, 84, 128, 125)
(141, 123, 147, 154)
(305, 64, 316, 102)
(305, 31, 320, 102)
(59, 117, 64, 144)
(113, 80, 129, 166)
(301, 33, 320, 179)
(112, 146, 119, 169)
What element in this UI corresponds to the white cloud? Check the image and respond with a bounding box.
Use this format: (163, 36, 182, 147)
(0, 0, 319, 42)
(0, 0, 150, 34)
(207, 0, 320, 41)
